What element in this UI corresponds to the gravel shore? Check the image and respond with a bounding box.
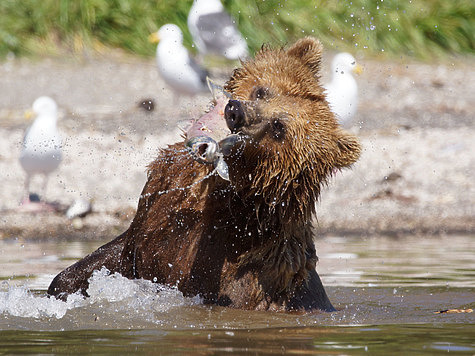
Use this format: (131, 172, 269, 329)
(0, 52, 473, 240)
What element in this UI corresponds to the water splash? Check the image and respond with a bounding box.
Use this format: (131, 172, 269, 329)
(0, 267, 201, 321)
(0, 284, 83, 319)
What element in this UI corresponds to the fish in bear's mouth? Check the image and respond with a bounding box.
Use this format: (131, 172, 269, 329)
(185, 79, 244, 181)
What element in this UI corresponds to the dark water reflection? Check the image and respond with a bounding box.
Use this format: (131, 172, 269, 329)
(0, 234, 473, 353)
(1, 324, 474, 354)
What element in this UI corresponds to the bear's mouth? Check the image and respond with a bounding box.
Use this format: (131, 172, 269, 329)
(185, 81, 244, 181)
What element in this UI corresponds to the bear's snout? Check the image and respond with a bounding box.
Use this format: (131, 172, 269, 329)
(225, 100, 245, 133)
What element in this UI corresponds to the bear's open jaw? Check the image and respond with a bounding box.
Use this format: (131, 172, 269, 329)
(185, 93, 285, 180)
(185, 87, 244, 180)
(185, 78, 253, 181)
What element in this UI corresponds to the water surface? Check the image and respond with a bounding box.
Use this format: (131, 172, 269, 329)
(0, 234, 473, 353)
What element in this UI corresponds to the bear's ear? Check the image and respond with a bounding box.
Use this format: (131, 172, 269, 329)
(286, 37, 323, 76)
(333, 130, 362, 169)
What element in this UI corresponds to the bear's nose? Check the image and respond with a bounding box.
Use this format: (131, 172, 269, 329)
(225, 100, 245, 133)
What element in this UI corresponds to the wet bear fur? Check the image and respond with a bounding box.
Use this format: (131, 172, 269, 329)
(48, 37, 361, 312)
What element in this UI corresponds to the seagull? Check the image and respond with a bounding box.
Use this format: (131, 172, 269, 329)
(324, 53, 362, 126)
(149, 24, 209, 103)
(187, 0, 248, 60)
(66, 198, 92, 219)
(19, 96, 62, 210)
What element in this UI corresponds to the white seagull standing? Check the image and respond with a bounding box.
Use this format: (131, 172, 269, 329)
(149, 24, 209, 103)
(19, 96, 62, 209)
(324, 53, 362, 126)
(187, 0, 248, 60)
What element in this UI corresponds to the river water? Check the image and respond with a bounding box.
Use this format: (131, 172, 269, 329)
(0, 234, 473, 354)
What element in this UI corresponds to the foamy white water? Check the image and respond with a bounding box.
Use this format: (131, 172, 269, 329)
(0, 267, 201, 322)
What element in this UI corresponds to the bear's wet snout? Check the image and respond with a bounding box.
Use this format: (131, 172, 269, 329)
(225, 100, 245, 133)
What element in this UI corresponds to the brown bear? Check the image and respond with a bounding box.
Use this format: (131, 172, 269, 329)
(48, 37, 361, 312)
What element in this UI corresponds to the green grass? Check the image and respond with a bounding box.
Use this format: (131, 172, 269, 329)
(0, 0, 473, 60)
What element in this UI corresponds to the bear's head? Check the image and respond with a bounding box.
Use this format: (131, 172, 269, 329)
(222, 37, 361, 223)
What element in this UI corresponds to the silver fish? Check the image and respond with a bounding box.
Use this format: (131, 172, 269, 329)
(186, 136, 219, 164)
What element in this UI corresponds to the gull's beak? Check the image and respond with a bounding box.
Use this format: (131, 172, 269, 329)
(353, 63, 363, 75)
(24, 109, 35, 120)
(148, 32, 160, 44)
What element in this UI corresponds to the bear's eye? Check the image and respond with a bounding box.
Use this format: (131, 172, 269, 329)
(270, 118, 285, 140)
(250, 86, 269, 101)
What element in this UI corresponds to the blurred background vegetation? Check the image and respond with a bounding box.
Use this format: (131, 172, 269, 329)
(0, 0, 473, 61)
